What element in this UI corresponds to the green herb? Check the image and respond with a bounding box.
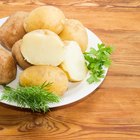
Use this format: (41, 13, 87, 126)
(0, 83, 60, 112)
(84, 43, 113, 84)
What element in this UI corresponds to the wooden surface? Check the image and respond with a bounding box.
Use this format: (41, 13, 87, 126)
(0, 0, 140, 140)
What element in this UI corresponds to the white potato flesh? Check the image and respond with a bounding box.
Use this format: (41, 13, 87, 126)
(20, 30, 64, 66)
(61, 41, 87, 81)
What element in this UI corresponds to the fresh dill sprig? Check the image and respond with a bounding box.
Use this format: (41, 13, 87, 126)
(0, 83, 60, 112)
(84, 43, 113, 84)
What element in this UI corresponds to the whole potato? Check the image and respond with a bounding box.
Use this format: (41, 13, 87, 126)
(59, 19, 88, 52)
(19, 66, 68, 96)
(0, 46, 17, 84)
(12, 40, 32, 69)
(0, 11, 28, 50)
(24, 6, 65, 34)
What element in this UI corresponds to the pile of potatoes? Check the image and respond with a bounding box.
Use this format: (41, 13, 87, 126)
(0, 6, 88, 96)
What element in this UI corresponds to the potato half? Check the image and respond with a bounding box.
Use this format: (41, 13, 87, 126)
(12, 40, 32, 69)
(60, 41, 87, 82)
(19, 65, 68, 96)
(24, 6, 65, 34)
(0, 11, 28, 50)
(0, 46, 17, 84)
(59, 19, 88, 52)
(20, 29, 64, 66)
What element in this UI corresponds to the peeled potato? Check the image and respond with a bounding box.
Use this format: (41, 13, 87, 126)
(20, 29, 64, 66)
(19, 65, 68, 96)
(12, 40, 32, 69)
(60, 41, 87, 82)
(59, 19, 88, 52)
(24, 6, 65, 34)
(0, 46, 17, 84)
(0, 11, 28, 50)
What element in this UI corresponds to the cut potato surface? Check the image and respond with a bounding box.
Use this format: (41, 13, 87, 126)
(0, 46, 17, 84)
(59, 19, 88, 52)
(24, 6, 65, 34)
(20, 30, 64, 66)
(60, 41, 87, 81)
(19, 65, 68, 96)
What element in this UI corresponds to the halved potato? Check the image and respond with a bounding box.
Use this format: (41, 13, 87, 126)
(60, 41, 87, 82)
(24, 6, 65, 34)
(20, 29, 65, 66)
(19, 65, 68, 96)
(59, 19, 88, 52)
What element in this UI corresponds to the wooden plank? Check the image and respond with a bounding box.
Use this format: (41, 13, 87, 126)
(0, 89, 140, 140)
(0, 0, 140, 139)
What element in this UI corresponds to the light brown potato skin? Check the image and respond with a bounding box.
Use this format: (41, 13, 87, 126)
(0, 47, 17, 84)
(19, 66, 68, 96)
(24, 6, 65, 34)
(12, 40, 31, 69)
(59, 19, 88, 52)
(0, 11, 28, 50)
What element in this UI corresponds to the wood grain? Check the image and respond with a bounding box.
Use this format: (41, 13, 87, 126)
(0, 0, 140, 140)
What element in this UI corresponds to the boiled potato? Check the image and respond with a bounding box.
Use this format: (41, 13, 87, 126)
(0, 11, 28, 50)
(59, 19, 88, 52)
(12, 40, 32, 69)
(24, 6, 65, 34)
(60, 41, 87, 82)
(19, 65, 68, 96)
(20, 29, 64, 66)
(0, 46, 17, 84)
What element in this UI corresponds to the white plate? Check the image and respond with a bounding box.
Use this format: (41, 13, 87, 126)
(0, 17, 108, 108)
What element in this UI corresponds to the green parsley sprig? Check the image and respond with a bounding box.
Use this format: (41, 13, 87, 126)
(0, 83, 60, 112)
(84, 43, 113, 84)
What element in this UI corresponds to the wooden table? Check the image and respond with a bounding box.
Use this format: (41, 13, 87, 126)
(0, 0, 140, 140)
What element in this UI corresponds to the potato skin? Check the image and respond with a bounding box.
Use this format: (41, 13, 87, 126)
(12, 40, 31, 69)
(19, 66, 68, 96)
(0, 47, 17, 84)
(24, 6, 65, 34)
(0, 11, 28, 50)
(59, 19, 88, 52)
